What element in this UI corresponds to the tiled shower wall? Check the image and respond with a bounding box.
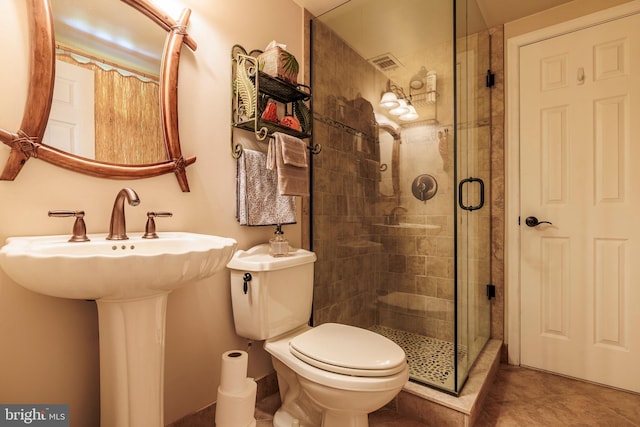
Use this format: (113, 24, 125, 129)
(310, 17, 494, 350)
(488, 25, 506, 350)
(370, 33, 457, 342)
(457, 29, 493, 363)
(311, 19, 386, 328)
(310, 16, 460, 341)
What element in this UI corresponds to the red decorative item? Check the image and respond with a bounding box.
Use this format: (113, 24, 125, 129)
(261, 102, 278, 123)
(280, 115, 301, 131)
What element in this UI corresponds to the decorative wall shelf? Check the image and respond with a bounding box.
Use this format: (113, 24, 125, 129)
(231, 44, 315, 158)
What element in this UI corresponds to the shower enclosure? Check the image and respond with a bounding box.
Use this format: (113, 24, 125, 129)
(308, 0, 491, 394)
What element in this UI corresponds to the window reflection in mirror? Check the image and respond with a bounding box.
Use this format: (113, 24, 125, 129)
(48, 0, 166, 165)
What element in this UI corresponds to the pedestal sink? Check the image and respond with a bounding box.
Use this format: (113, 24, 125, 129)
(0, 232, 237, 427)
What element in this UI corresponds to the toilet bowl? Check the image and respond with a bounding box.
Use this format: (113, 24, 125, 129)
(266, 324, 409, 427)
(227, 244, 408, 427)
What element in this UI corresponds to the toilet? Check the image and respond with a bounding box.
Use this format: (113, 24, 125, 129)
(227, 244, 409, 427)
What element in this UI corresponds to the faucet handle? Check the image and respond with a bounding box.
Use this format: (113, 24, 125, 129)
(143, 211, 173, 239)
(48, 210, 90, 242)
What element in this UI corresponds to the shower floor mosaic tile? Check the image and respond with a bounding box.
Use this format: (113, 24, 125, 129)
(370, 325, 466, 389)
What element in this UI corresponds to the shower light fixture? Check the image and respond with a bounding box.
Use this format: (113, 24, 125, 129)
(379, 79, 418, 121)
(379, 91, 400, 109)
(389, 99, 410, 116)
(399, 105, 419, 121)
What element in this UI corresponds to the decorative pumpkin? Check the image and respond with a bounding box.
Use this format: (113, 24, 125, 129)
(261, 101, 278, 123)
(280, 115, 301, 131)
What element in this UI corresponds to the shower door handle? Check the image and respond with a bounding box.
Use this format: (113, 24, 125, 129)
(458, 177, 484, 211)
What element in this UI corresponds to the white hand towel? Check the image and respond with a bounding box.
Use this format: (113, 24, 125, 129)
(267, 132, 310, 197)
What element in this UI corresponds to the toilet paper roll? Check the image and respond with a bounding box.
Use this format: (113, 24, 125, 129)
(220, 350, 249, 394)
(215, 378, 257, 427)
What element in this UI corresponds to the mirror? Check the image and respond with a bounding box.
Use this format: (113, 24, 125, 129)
(0, 0, 198, 191)
(375, 114, 401, 200)
(49, 0, 165, 165)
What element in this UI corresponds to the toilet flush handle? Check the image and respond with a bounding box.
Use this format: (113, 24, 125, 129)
(242, 273, 252, 294)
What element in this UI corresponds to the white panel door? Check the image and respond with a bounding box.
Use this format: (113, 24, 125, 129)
(43, 60, 95, 158)
(520, 13, 640, 393)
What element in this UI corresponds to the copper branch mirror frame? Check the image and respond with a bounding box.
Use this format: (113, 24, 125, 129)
(0, 0, 197, 192)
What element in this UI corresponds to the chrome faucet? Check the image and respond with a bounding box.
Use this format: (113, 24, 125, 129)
(388, 206, 408, 225)
(106, 188, 140, 240)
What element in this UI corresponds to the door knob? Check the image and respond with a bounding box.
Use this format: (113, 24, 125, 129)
(525, 216, 552, 227)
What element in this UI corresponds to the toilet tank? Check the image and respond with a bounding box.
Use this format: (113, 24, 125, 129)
(227, 244, 316, 340)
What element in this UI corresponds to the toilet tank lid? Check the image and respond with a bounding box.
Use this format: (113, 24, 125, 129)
(226, 243, 317, 271)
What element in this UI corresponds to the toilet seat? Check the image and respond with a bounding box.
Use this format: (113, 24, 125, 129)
(289, 323, 406, 377)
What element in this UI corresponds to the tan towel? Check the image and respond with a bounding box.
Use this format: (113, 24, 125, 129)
(267, 132, 310, 197)
(237, 149, 296, 226)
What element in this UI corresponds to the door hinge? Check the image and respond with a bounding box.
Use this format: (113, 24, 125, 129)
(486, 284, 496, 300)
(486, 69, 495, 88)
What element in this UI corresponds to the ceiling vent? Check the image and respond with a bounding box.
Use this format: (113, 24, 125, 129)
(368, 53, 403, 72)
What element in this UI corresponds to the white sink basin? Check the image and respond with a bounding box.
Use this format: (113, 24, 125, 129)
(0, 231, 237, 300)
(0, 231, 237, 427)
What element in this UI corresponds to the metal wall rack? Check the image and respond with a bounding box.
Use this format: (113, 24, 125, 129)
(231, 44, 319, 158)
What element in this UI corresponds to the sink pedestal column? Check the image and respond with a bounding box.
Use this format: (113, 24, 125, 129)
(96, 292, 170, 427)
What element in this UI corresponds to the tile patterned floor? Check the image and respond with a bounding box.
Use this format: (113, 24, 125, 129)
(370, 325, 466, 389)
(475, 364, 640, 426)
(256, 364, 640, 426)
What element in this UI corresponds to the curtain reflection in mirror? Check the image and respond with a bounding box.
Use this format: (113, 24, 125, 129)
(55, 51, 164, 164)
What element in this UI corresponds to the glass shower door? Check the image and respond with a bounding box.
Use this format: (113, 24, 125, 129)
(454, 0, 492, 391)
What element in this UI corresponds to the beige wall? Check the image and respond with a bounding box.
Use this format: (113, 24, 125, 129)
(504, 0, 632, 39)
(0, 0, 304, 425)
